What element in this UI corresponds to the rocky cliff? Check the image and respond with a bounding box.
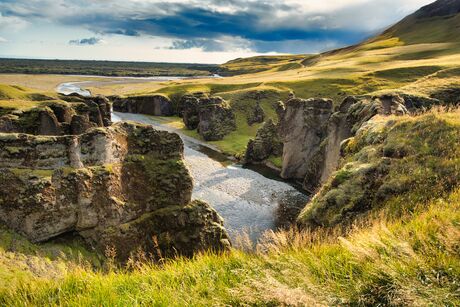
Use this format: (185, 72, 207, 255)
(276, 94, 415, 192)
(244, 93, 435, 193)
(182, 94, 236, 141)
(111, 94, 174, 116)
(245, 119, 283, 163)
(0, 122, 230, 261)
(0, 94, 112, 136)
(298, 110, 460, 229)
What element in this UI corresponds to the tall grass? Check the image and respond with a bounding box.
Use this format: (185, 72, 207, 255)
(1, 187, 459, 306)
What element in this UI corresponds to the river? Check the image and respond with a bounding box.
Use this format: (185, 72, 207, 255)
(59, 81, 308, 242)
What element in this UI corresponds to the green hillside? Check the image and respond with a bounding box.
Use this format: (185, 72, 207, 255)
(1, 1, 460, 305)
(2, 112, 460, 304)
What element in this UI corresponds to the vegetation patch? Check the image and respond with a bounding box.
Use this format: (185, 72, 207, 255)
(299, 110, 460, 228)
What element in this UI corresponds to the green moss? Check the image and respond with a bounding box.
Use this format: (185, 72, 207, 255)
(4, 146, 22, 154)
(267, 156, 283, 168)
(299, 111, 460, 227)
(10, 168, 54, 178)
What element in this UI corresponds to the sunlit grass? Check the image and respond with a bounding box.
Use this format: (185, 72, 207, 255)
(1, 185, 459, 306)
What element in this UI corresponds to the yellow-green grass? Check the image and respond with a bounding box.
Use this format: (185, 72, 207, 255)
(299, 109, 460, 229)
(1, 186, 459, 306)
(220, 54, 308, 75)
(0, 74, 104, 92)
(267, 156, 283, 168)
(0, 84, 67, 115)
(1, 13, 460, 157)
(0, 99, 45, 113)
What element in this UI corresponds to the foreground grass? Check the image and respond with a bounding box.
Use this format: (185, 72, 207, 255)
(2, 109, 459, 305)
(1, 188, 459, 306)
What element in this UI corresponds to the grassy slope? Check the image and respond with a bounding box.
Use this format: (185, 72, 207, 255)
(0, 5, 460, 304)
(73, 10, 460, 156)
(299, 110, 460, 227)
(1, 110, 459, 306)
(1, 187, 459, 305)
(0, 84, 61, 115)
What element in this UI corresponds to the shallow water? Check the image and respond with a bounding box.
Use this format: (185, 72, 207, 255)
(57, 82, 308, 242)
(113, 112, 308, 242)
(56, 82, 92, 97)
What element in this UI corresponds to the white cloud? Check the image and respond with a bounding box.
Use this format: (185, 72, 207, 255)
(0, 36, 7, 43)
(0, 12, 29, 31)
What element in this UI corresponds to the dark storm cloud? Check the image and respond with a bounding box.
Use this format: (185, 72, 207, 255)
(0, 0, 431, 53)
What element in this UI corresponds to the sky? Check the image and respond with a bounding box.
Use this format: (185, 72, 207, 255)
(0, 0, 435, 64)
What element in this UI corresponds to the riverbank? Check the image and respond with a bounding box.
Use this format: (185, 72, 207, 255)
(113, 112, 308, 242)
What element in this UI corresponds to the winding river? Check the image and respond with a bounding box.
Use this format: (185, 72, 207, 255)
(58, 81, 308, 242)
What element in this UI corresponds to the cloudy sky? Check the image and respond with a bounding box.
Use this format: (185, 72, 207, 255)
(0, 0, 434, 63)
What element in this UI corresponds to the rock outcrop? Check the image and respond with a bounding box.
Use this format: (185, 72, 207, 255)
(0, 122, 230, 261)
(277, 94, 412, 192)
(298, 110, 460, 229)
(181, 93, 204, 130)
(245, 119, 283, 163)
(247, 101, 265, 126)
(278, 98, 334, 185)
(182, 94, 236, 141)
(197, 96, 236, 141)
(112, 95, 174, 116)
(0, 95, 112, 136)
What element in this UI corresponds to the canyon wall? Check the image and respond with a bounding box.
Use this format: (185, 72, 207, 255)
(0, 122, 229, 261)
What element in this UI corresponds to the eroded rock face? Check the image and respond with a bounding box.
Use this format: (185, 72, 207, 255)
(181, 94, 236, 141)
(0, 122, 230, 261)
(278, 98, 334, 182)
(247, 102, 265, 126)
(245, 119, 283, 163)
(0, 95, 112, 136)
(112, 95, 174, 116)
(181, 94, 202, 130)
(197, 96, 236, 141)
(277, 94, 412, 192)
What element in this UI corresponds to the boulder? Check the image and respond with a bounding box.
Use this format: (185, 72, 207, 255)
(247, 101, 265, 126)
(197, 96, 236, 141)
(0, 122, 230, 261)
(245, 119, 283, 163)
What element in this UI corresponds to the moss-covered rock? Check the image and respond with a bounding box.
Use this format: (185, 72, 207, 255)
(0, 94, 112, 136)
(247, 101, 265, 126)
(298, 112, 460, 228)
(180, 93, 236, 141)
(245, 119, 283, 163)
(0, 122, 229, 261)
(112, 94, 174, 116)
(197, 96, 236, 141)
